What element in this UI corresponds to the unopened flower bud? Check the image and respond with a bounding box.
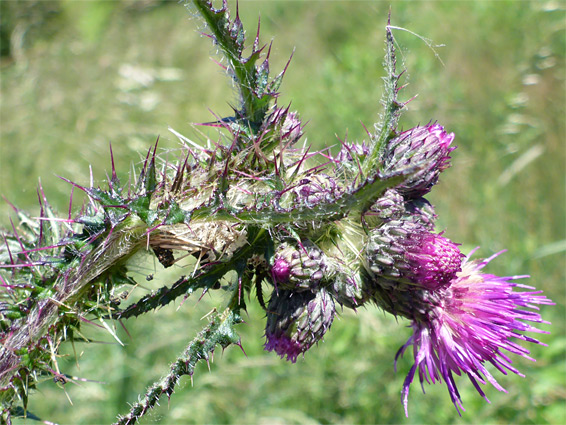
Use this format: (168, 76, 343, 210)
(330, 270, 373, 308)
(282, 110, 303, 144)
(265, 108, 304, 145)
(295, 174, 342, 208)
(335, 142, 370, 162)
(404, 197, 437, 230)
(264, 288, 336, 362)
(365, 220, 463, 291)
(370, 189, 406, 221)
(271, 241, 332, 290)
(381, 124, 455, 198)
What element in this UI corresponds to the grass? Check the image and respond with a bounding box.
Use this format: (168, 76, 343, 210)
(1, 1, 564, 424)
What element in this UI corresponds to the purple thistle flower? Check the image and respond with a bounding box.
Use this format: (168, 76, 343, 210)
(264, 288, 336, 362)
(381, 123, 456, 198)
(366, 220, 463, 291)
(394, 249, 554, 416)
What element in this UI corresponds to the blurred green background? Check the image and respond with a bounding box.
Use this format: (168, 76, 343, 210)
(1, 1, 564, 424)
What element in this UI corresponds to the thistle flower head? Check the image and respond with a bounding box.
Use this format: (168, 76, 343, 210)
(264, 288, 336, 362)
(366, 190, 437, 230)
(370, 189, 406, 221)
(382, 123, 456, 198)
(277, 109, 304, 145)
(366, 220, 463, 291)
(404, 197, 438, 230)
(270, 241, 332, 290)
(391, 250, 554, 416)
(335, 141, 370, 163)
(294, 174, 343, 208)
(331, 269, 373, 308)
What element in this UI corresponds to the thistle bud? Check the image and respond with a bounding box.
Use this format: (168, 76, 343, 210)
(281, 110, 304, 145)
(335, 142, 370, 163)
(365, 220, 463, 291)
(330, 270, 373, 309)
(270, 241, 331, 290)
(265, 107, 304, 145)
(404, 197, 437, 230)
(381, 124, 455, 198)
(295, 174, 342, 208)
(264, 288, 336, 362)
(370, 189, 406, 221)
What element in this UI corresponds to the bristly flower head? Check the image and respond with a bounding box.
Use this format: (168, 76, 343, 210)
(264, 288, 336, 362)
(294, 174, 343, 208)
(270, 241, 332, 290)
(368, 189, 438, 229)
(381, 123, 456, 198)
(393, 249, 554, 416)
(335, 141, 370, 163)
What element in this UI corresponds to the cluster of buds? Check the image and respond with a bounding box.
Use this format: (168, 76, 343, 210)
(263, 122, 552, 416)
(357, 124, 553, 415)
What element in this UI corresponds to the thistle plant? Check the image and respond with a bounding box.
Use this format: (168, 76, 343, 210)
(0, 1, 554, 424)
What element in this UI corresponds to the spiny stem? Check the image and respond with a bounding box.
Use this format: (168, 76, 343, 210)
(362, 21, 404, 176)
(190, 0, 265, 126)
(191, 172, 405, 226)
(114, 309, 241, 425)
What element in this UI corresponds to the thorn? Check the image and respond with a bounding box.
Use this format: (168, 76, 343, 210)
(109, 141, 118, 183)
(68, 186, 75, 221)
(210, 56, 228, 71)
(265, 40, 273, 62)
(152, 136, 160, 159)
(9, 217, 36, 271)
(1, 234, 14, 274)
(57, 175, 89, 194)
(253, 14, 261, 52)
(118, 319, 132, 340)
(105, 170, 113, 192)
(1, 195, 18, 214)
(36, 185, 45, 247)
(290, 145, 311, 177)
(281, 48, 295, 77)
(169, 127, 209, 155)
(89, 165, 94, 188)
(236, 340, 247, 357)
(360, 120, 373, 140)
